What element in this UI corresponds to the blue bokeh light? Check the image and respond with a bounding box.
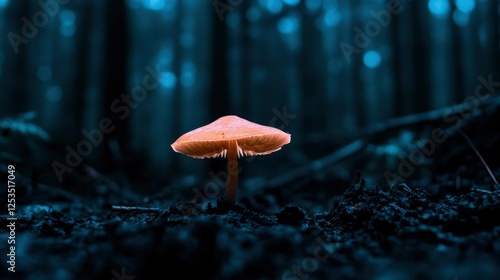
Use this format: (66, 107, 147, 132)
(143, 0, 165, 11)
(0, 0, 9, 8)
(37, 66, 53, 81)
(259, 0, 283, 14)
(277, 16, 299, 34)
(60, 10, 75, 25)
(455, 0, 475, 13)
(47, 86, 62, 102)
(159, 71, 177, 88)
(283, 0, 300, 6)
(453, 10, 469, 26)
(60, 10, 76, 37)
(324, 9, 341, 27)
(246, 7, 261, 22)
(180, 62, 196, 88)
(158, 47, 174, 65)
(428, 0, 451, 17)
(363, 50, 381, 69)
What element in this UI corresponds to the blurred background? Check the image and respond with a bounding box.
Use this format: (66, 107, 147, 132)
(0, 0, 499, 196)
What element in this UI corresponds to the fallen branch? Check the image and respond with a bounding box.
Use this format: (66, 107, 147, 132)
(305, 95, 500, 144)
(247, 95, 500, 196)
(248, 139, 366, 193)
(471, 188, 500, 195)
(110, 205, 161, 213)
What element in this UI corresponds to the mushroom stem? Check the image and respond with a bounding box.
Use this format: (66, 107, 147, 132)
(225, 140, 239, 203)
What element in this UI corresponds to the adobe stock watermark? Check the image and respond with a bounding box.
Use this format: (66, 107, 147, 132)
(212, 0, 243, 21)
(110, 267, 135, 280)
(281, 234, 334, 280)
(384, 74, 500, 185)
(51, 66, 160, 182)
(7, 0, 69, 54)
(180, 106, 297, 218)
(339, 0, 410, 63)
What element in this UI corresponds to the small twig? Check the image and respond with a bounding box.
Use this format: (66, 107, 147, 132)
(399, 183, 412, 193)
(471, 188, 500, 195)
(458, 129, 499, 185)
(111, 206, 161, 213)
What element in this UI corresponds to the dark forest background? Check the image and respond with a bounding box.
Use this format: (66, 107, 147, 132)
(0, 0, 499, 195)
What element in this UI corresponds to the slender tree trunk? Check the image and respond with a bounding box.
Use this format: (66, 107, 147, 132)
(101, 0, 129, 172)
(209, 9, 230, 175)
(210, 12, 230, 118)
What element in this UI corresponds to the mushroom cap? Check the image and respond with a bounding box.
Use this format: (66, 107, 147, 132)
(171, 115, 291, 159)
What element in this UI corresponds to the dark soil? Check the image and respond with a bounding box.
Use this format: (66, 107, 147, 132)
(1, 103, 500, 280)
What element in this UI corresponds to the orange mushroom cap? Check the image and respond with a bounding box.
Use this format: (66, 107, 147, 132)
(171, 115, 291, 159)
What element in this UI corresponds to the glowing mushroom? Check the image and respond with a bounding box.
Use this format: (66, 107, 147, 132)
(171, 115, 291, 203)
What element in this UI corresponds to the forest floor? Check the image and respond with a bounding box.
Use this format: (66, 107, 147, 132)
(1, 99, 500, 280)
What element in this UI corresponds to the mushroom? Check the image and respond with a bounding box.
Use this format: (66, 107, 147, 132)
(171, 115, 291, 203)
